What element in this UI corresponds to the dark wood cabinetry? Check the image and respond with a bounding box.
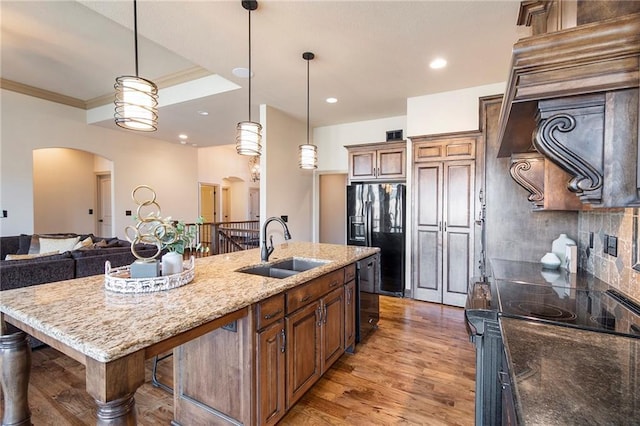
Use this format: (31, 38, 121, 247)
(344, 279, 356, 351)
(320, 286, 345, 373)
(412, 132, 479, 307)
(346, 141, 406, 181)
(286, 282, 345, 408)
(255, 295, 286, 426)
(285, 300, 322, 408)
(498, 4, 640, 208)
(174, 263, 357, 426)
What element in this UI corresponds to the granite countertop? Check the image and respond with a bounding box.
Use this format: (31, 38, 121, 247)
(501, 317, 640, 425)
(0, 242, 378, 363)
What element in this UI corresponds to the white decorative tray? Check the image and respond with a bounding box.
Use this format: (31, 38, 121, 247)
(104, 256, 195, 294)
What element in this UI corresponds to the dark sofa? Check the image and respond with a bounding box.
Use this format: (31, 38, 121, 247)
(0, 234, 159, 289)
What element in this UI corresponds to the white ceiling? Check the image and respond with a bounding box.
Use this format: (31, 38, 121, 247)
(1, 0, 529, 147)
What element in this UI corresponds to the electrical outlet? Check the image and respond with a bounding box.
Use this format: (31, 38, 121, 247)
(608, 236, 618, 257)
(603, 235, 609, 254)
(589, 232, 594, 248)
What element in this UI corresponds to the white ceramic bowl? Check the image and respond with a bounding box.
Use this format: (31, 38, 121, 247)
(541, 252, 561, 270)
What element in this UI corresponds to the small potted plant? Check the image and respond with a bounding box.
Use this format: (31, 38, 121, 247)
(158, 217, 207, 275)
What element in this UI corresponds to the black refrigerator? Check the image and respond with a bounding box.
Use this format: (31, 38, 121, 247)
(347, 183, 405, 296)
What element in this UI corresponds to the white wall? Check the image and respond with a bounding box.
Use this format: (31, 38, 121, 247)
(314, 115, 407, 172)
(198, 144, 259, 221)
(261, 105, 313, 244)
(33, 148, 96, 234)
(1, 89, 199, 238)
(407, 82, 505, 136)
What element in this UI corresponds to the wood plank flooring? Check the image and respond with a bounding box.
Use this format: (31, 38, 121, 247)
(1, 296, 476, 425)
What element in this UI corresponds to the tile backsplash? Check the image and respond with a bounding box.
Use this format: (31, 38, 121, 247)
(578, 208, 640, 303)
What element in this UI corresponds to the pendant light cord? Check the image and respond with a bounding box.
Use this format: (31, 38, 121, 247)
(133, 0, 139, 77)
(248, 8, 252, 122)
(306, 58, 310, 144)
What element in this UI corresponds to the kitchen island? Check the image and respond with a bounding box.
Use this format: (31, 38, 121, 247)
(0, 242, 378, 425)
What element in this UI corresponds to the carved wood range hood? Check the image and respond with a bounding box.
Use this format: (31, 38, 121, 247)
(498, 3, 640, 209)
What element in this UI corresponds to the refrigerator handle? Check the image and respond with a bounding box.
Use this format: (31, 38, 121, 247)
(365, 201, 372, 247)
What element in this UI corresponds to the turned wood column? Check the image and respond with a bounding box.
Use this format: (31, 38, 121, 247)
(86, 351, 145, 426)
(0, 332, 32, 426)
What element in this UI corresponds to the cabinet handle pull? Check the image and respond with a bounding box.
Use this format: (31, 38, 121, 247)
(280, 329, 286, 353)
(444, 221, 447, 232)
(317, 305, 323, 326)
(300, 295, 311, 303)
(347, 288, 352, 305)
(330, 280, 339, 287)
(323, 304, 328, 324)
(263, 309, 282, 320)
(439, 221, 442, 231)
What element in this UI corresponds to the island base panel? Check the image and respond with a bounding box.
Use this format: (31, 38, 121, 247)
(173, 313, 253, 425)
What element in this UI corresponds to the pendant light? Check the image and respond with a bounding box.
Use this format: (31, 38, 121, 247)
(114, 0, 159, 132)
(236, 0, 262, 156)
(299, 51, 317, 169)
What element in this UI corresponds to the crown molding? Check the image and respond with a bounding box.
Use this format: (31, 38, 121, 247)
(2, 66, 212, 110)
(86, 66, 213, 109)
(1, 78, 86, 109)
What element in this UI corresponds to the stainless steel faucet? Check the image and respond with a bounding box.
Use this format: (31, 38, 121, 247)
(261, 216, 292, 262)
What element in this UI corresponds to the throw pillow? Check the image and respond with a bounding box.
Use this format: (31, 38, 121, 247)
(17, 234, 33, 255)
(39, 236, 80, 254)
(5, 251, 59, 260)
(72, 236, 94, 251)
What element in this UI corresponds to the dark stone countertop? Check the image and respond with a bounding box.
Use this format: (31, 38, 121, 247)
(501, 317, 640, 425)
(491, 258, 611, 292)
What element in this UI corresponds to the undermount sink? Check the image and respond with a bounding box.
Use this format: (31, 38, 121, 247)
(237, 257, 330, 279)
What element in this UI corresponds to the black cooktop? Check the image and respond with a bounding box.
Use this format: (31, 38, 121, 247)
(496, 280, 640, 339)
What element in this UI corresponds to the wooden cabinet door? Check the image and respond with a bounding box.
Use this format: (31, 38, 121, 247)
(285, 301, 321, 408)
(414, 162, 443, 304)
(349, 150, 376, 180)
(321, 286, 345, 373)
(256, 320, 285, 426)
(413, 160, 474, 307)
(377, 147, 406, 179)
(442, 160, 475, 307)
(344, 280, 356, 351)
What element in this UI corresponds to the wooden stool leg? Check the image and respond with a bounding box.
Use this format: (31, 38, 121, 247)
(0, 332, 32, 426)
(95, 393, 137, 426)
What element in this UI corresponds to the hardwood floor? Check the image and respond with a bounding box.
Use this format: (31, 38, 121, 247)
(1, 296, 476, 425)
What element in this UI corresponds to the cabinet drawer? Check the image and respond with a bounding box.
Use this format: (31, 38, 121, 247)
(256, 294, 285, 330)
(286, 270, 343, 314)
(344, 264, 356, 283)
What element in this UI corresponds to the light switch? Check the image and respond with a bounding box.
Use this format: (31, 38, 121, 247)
(608, 236, 618, 257)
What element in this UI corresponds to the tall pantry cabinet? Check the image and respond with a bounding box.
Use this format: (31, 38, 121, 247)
(412, 132, 481, 307)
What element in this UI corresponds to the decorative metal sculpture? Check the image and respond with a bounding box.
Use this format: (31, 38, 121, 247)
(124, 185, 177, 260)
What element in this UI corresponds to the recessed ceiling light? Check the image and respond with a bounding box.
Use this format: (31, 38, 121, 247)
(232, 67, 254, 78)
(430, 58, 447, 69)
(180, 140, 187, 145)
(197, 110, 209, 116)
(191, 143, 198, 147)
(326, 97, 338, 104)
(179, 134, 188, 140)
